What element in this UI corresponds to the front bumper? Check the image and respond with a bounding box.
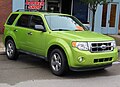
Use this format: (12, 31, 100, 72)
(70, 63, 112, 71)
(68, 47, 118, 69)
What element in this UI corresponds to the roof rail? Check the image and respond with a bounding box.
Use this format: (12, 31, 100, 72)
(16, 9, 50, 12)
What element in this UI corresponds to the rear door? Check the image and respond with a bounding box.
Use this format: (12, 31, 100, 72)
(15, 14, 32, 51)
(4, 13, 19, 43)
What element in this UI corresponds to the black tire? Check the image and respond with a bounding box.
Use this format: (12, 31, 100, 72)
(49, 49, 68, 76)
(5, 40, 19, 60)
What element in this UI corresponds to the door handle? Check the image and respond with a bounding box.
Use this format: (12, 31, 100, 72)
(13, 29, 18, 32)
(28, 32, 32, 35)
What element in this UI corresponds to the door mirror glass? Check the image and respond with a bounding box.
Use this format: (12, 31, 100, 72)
(35, 25, 45, 32)
(85, 25, 90, 30)
(83, 24, 90, 30)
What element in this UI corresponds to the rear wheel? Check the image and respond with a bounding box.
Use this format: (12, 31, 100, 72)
(6, 40, 19, 60)
(49, 49, 68, 76)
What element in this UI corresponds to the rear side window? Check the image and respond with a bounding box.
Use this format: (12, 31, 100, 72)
(7, 14, 18, 25)
(16, 14, 31, 28)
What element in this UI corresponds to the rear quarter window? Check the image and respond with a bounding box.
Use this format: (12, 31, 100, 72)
(7, 14, 19, 25)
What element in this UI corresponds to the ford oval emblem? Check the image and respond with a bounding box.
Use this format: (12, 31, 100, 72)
(100, 45, 107, 50)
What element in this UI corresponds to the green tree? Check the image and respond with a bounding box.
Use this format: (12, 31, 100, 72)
(80, 0, 113, 31)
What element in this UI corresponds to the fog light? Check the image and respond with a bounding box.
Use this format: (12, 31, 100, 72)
(78, 57, 83, 62)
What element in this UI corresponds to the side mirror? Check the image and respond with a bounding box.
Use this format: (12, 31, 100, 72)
(35, 25, 46, 32)
(83, 24, 90, 30)
(85, 25, 90, 30)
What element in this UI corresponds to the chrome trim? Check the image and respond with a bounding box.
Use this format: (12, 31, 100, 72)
(88, 41, 114, 53)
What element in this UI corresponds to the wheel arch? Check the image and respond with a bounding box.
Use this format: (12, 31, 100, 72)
(5, 36, 18, 49)
(5, 36, 19, 60)
(47, 45, 65, 59)
(5, 36, 13, 45)
(47, 42, 73, 66)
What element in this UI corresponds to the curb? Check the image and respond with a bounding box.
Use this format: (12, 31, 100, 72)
(0, 42, 5, 55)
(117, 46, 120, 52)
(113, 61, 120, 65)
(0, 48, 5, 55)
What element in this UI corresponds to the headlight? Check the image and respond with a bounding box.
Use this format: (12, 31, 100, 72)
(111, 41, 116, 48)
(72, 42, 88, 50)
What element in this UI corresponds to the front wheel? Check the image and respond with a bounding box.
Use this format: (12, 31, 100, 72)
(6, 40, 19, 60)
(49, 49, 68, 76)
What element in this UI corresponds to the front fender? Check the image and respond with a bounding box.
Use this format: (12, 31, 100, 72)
(46, 38, 73, 66)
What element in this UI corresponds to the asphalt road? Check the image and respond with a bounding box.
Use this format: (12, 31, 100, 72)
(0, 53, 120, 87)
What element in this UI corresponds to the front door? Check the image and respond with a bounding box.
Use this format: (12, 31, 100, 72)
(28, 15, 46, 55)
(101, 3, 119, 34)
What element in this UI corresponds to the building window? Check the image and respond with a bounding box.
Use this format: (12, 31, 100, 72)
(47, 0, 61, 12)
(109, 4, 117, 27)
(101, 4, 108, 27)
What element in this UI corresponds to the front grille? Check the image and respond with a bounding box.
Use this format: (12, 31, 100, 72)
(89, 42, 114, 53)
(94, 57, 112, 63)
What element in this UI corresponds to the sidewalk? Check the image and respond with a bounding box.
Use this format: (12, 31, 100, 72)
(0, 34, 5, 54)
(109, 35, 120, 51)
(109, 35, 120, 46)
(0, 43, 5, 55)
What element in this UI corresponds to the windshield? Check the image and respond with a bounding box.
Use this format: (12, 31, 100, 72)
(45, 15, 87, 31)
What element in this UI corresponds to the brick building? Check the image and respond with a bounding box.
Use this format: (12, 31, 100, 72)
(0, 0, 12, 33)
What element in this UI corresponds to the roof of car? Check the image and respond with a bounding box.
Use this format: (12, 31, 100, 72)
(12, 11, 70, 16)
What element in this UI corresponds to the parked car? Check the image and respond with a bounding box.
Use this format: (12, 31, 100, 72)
(3, 10, 118, 76)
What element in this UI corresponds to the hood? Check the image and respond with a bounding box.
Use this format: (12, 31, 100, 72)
(52, 31, 114, 42)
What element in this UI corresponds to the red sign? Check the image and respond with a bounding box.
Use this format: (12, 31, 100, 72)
(25, 0, 45, 10)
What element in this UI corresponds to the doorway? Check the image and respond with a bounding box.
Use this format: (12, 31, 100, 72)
(47, 0, 61, 12)
(101, 3, 119, 34)
(46, 0, 72, 14)
(61, 0, 72, 14)
(73, 0, 88, 23)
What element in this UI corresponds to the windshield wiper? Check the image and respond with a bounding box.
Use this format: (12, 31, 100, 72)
(52, 29, 70, 31)
(74, 29, 83, 31)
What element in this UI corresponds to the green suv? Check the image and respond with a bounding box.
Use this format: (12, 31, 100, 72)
(3, 10, 118, 75)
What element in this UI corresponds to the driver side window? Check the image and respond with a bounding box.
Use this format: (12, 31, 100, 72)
(30, 15, 44, 29)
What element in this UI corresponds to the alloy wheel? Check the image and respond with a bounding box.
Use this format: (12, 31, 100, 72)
(51, 53, 62, 71)
(6, 42, 14, 58)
